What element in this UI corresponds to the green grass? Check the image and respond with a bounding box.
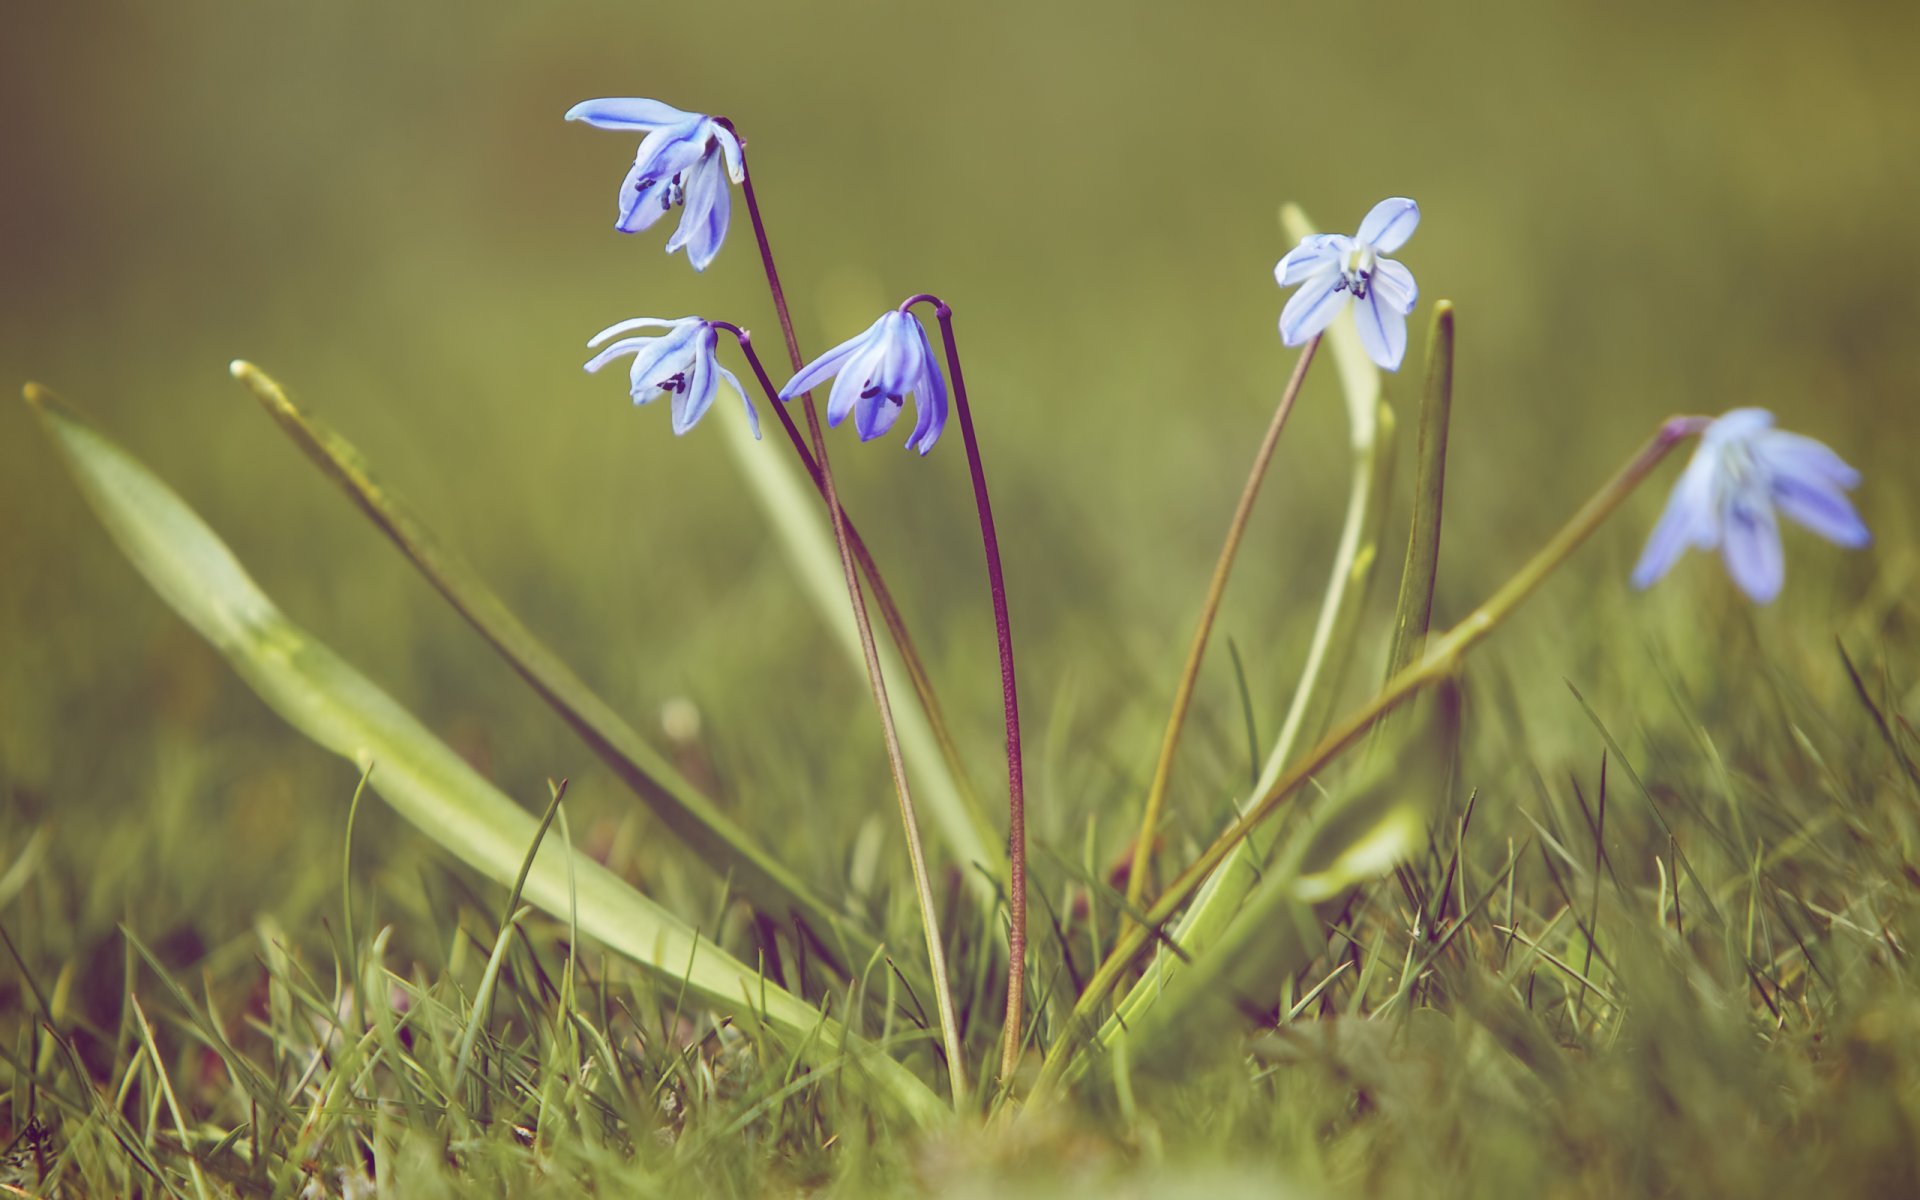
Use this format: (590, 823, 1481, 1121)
(6, 3, 1920, 1194)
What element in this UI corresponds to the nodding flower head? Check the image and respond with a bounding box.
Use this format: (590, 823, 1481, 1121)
(1633, 408, 1869, 604)
(1274, 197, 1421, 370)
(585, 316, 758, 438)
(565, 98, 745, 272)
(777, 307, 949, 455)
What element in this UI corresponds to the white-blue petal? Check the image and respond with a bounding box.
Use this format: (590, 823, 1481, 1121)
(826, 335, 888, 428)
(1771, 475, 1870, 548)
(1351, 288, 1409, 371)
(673, 339, 718, 434)
(566, 97, 697, 131)
(1631, 457, 1717, 589)
(717, 365, 760, 440)
(1278, 270, 1348, 345)
(588, 316, 694, 349)
(1720, 493, 1785, 603)
(778, 318, 885, 400)
(1275, 236, 1345, 286)
(1756, 429, 1861, 491)
(1371, 258, 1418, 314)
(906, 320, 948, 455)
(714, 125, 746, 184)
(1355, 197, 1420, 253)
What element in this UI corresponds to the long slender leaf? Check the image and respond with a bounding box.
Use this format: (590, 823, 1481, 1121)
(229, 362, 876, 975)
(1385, 301, 1455, 678)
(25, 383, 945, 1127)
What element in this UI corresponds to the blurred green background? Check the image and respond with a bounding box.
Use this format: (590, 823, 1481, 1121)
(3, 0, 1915, 949)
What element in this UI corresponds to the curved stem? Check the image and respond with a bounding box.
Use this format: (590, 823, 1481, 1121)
(1035, 415, 1705, 1095)
(723, 135, 986, 827)
(923, 302, 1030, 1083)
(728, 328, 969, 1103)
(1122, 336, 1321, 919)
(720, 162, 969, 1104)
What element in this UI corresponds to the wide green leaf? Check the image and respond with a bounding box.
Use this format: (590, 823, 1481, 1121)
(25, 383, 946, 1127)
(230, 362, 878, 976)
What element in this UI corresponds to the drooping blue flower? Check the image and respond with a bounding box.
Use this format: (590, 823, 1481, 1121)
(565, 98, 745, 272)
(778, 308, 948, 455)
(1632, 408, 1868, 603)
(1274, 197, 1421, 370)
(585, 316, 759, 438)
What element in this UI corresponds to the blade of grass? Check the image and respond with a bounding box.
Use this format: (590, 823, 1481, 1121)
(229, 362, 876, 974)
(25, 382, 946, 1128)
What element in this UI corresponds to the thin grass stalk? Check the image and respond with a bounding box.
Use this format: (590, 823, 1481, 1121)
(1123, 335, 1322, 920)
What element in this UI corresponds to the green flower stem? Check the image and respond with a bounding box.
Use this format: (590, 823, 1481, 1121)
(1035, 414, 1705, 1095)
(1122, 335, 1322, 920)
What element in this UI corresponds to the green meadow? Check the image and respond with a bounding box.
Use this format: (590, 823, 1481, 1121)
(3, 1, 1917, 1195)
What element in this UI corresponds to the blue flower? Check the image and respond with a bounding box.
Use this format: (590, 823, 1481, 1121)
(1632, 408, 1869, 603)
(778, 308, 948, 455)
(565, 98, 745, 272)
(585, 316, 759, 438)
(1274, 197, 1421, 370)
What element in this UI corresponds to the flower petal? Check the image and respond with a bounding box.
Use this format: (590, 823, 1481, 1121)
(779, 317, 887, 401)
(906, 321, 948, 455)
(1771, 475, 1870, 548)
(587, 316, 693, 349)
(717, 366, 760, 440)
(1352, 287, 1409, 371)
(1371, 258, 1418, 314)
(673, 338, 719, 434)
(666, 154, 728, 269)
(1278, 270, 1348, 345)
(825, 336, 886, 428)
(1756, 429, 1861, 491)
(714, 125, 746, 184)
(1720, 494, 1785, 603)
(689, 159, 732, 271)
(615, 162, 675, 234)
(565, 97, 696, 131)
(1631, 457, 1718, 589)
(1355, 197, 1420, 253)
(1275, 236, 1344, 286)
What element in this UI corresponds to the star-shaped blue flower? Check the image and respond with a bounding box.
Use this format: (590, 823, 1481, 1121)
(778, 308, 949, 455)
(565, 98, 745, 272)
(585, 316, 758, 437)
(1275, 197, 1421, 370)
(1633, 408, 1869, 603)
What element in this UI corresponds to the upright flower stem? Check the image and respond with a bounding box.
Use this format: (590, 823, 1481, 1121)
(723, 326, 968, 1106)
(908, 297, 1029, 1082)
(1034, 415, 1708, 1095)
(722, 137, 968, 1106)
(720, 120, 983, 819)
(1122, 336, 1322, 922)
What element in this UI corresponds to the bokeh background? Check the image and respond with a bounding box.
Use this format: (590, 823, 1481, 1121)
(3, 0, 1915, 965)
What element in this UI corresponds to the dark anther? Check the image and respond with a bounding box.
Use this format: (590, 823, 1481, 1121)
(860, 384, 881, 399)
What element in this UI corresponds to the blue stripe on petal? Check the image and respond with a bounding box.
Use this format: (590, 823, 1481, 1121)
(1757, 430, 1861, 490)
(1355, 197, 1420, 253)
(1275, 238, 1344, 286)
(1352, 289, 1408, 371)
(1279, 270, 1347, 345)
